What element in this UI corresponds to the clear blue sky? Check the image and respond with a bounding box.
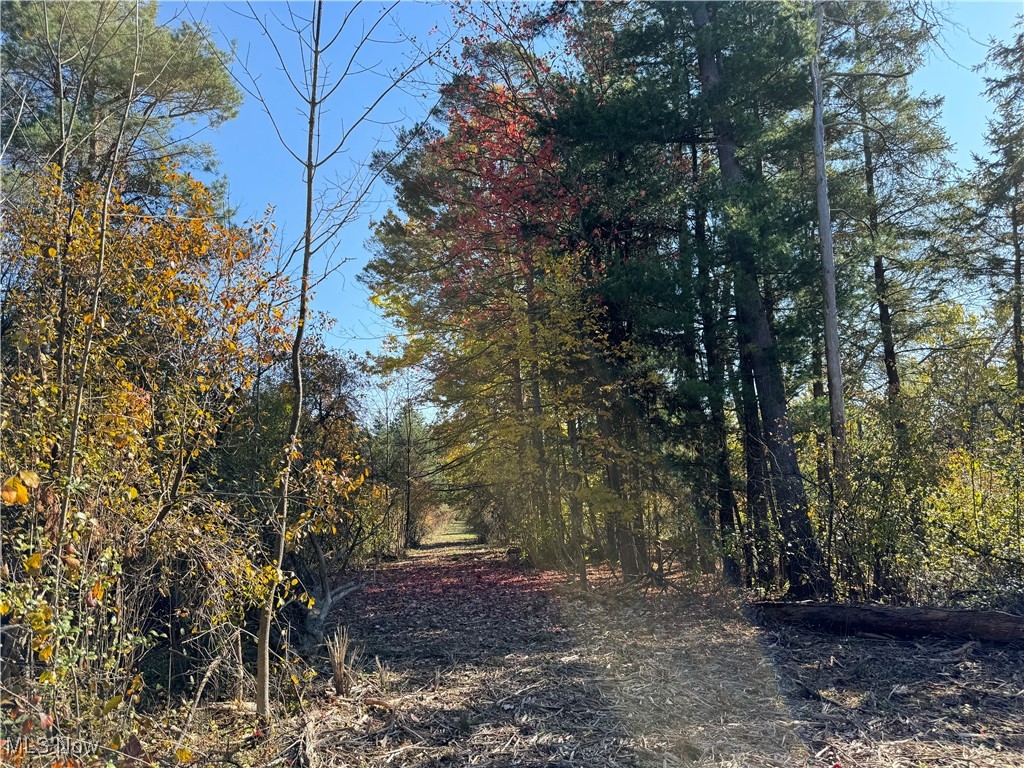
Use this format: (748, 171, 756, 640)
(162, 1, 1023, 359)
(163, 0, 454, 359)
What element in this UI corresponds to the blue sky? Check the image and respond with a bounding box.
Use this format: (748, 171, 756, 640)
(162, 1, 1024, 359)
(164, 0, 454, 358)
(913, 2, 1024, 164)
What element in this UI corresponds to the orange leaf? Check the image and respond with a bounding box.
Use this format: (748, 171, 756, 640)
(90, 581, 105, 604)
(2, 477, 28, 505)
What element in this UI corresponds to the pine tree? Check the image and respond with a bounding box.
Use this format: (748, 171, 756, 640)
(977, 20, 1024, 427)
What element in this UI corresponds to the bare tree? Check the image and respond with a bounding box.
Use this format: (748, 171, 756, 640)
(231, 0, 446, 719)
(811, 1, 848, 497)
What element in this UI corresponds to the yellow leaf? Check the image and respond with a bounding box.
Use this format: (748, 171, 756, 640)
(2, 477, 28, 505)
(37, 644, 54, 662)
(19, 470, 40, 489)
(128, 486, 139, 501)
(25, 553, 43, 576)
(127, 674, 143, 695)
(175, 747, 193, 763)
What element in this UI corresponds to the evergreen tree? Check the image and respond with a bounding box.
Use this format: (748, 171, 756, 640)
(1, 0, 241, 199)
(977, 19, 1024, 426)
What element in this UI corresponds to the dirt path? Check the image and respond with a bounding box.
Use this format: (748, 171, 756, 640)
(234, 522, 1021, 768)
(761, 621, 1024, 767)
(299, 522, 804, 767)
(323, 521, 640, 766)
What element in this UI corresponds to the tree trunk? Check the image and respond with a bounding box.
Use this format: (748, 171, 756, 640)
(812, 2, 848, 492)
(697, 269, 741, 584)
(565, 417, 589, 586)
(1011, 181, 1023, 426)
(403, 401, 414, 548)
(732, 346, 776, 587)
(257, 0, 323, 719)
(510, 356, 542, 554)
(596, 411, 641, 580)
(736, 267, 828, 597)
(692, 2, 830, 598)
(693, 142, 742, 585)
(859, 90, 922, 550)
(756, 601, 1024, 643)
(854, 63, 907, 448)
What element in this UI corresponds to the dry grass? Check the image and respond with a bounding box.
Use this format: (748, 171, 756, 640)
(326, 626, 363, 697)
(556, 570, 808, 767)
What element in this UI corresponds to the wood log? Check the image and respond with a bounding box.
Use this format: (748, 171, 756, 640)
(754, 601, 1024, 643)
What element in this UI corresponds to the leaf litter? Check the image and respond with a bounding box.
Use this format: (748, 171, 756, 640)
(202, 528, 1022, 768)
(758, 619, 1024, 767)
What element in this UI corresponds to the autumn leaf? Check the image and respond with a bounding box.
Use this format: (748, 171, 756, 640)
(61, 548, 82, 572)
(87, 580, 105, 607)
(101, 694, 123, 716)
(18, 470, 40, 489)
(24, 553, 43, 577)
(123, 734, 146, 759)
(2, 477, 29, 505)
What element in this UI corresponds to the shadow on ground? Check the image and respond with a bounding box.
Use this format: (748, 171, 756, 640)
(758, 620, 1024, 767)
(329, 536, 643, 767)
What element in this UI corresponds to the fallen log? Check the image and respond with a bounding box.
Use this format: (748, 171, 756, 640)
(754, 601, 1024, 643)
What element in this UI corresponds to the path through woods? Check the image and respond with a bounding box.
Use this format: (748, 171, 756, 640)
(270, 519, 802, 767)
(232, 519, 1022, 768)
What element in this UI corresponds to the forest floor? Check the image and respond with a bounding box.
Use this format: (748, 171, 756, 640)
(218, 520, 1023, 768)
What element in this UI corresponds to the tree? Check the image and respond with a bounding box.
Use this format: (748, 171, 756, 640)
(815, 2, 958, 592)
(367, 12, 584, 570)
(690, 1, 830, 597)
(365, 0, 1022, 609)
(364, 380, 436, 550)
(977, 19, 1024, 427)
(811, 0, 848, 496)
(234, 0, 441, 719)
(0, 166, 291, 756)
(0, 0, 240, 201)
